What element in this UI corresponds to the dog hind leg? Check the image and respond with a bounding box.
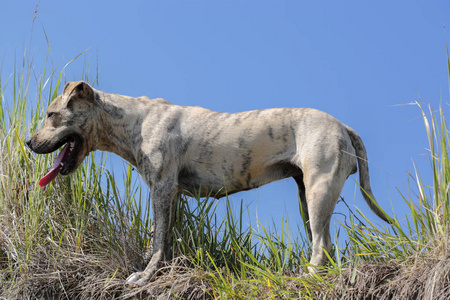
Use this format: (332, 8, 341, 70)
(303, 170, 347, 273)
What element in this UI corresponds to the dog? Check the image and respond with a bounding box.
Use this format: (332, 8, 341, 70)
(27, 81, 391, 286)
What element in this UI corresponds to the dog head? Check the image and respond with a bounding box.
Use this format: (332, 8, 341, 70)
(27, 81, 99, 186)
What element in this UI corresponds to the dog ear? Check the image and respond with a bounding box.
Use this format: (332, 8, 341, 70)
(63, 81, 95, 102)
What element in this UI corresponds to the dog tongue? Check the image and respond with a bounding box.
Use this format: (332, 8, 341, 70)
(39, 140, 74, 187)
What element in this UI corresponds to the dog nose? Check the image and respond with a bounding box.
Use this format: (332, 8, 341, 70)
(26, 138, 32, 149)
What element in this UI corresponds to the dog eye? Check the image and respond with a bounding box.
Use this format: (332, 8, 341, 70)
(47, 112, 54, 119)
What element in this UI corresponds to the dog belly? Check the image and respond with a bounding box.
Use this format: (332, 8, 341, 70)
(177, 162, 301, 199)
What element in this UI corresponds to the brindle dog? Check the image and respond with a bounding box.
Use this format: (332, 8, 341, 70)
(27, 81, 391, 286)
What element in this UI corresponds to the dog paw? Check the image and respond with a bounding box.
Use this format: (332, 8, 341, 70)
(307, 265, 328, 277)
(126, 259, 161, 286)
(126, 272, 145, 286)
(307, 266, 318, 275)
(126, 270, 158, 286)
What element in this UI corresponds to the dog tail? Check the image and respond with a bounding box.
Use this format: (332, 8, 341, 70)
(345, 125, 393, 224)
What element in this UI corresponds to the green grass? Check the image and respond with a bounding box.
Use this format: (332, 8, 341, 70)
(1, 45, 450, 299)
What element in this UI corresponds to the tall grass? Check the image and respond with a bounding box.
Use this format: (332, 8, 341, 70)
(1, 44, 450, 299)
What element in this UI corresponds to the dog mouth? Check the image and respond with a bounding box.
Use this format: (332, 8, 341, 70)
(39, 135, 82, 187)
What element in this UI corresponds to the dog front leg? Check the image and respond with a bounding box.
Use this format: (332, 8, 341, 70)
(126, 183, 178, 286)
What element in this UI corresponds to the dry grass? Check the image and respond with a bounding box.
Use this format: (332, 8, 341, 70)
(334, 247, 450, 299)
(0, 236, 213, 299)
(2, 232, 450, 300)
(0, 189, 213, 299)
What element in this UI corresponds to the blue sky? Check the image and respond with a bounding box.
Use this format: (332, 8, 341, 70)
(2, 1, 450, 239)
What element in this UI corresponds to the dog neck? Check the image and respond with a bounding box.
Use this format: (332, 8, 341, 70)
(93, 90, 153, 166)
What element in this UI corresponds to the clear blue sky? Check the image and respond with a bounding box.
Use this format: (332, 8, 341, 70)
(1, 1, 450, 239)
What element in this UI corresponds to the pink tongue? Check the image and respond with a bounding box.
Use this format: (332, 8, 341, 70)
(39, 142, 72, 187)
